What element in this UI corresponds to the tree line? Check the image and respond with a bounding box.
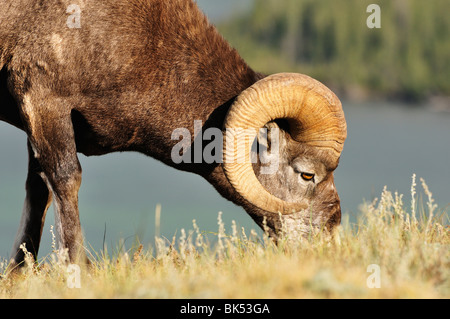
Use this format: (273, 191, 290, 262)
(218, 0, 449, 102)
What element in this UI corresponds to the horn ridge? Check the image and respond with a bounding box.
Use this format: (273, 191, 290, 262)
(223, 73, 347, 215)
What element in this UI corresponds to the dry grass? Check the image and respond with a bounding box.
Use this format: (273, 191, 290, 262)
(0, 176, 448, 299)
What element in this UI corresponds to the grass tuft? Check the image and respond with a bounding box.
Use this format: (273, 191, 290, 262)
(0, 177, 448, 298)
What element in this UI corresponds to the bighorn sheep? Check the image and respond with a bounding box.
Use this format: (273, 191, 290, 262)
(0, 0, 347, 267)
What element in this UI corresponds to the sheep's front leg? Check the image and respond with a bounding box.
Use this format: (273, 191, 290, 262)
(9, 140, 52, 269)
(34, 135, 85, 264)
(19, 95, 87, 265)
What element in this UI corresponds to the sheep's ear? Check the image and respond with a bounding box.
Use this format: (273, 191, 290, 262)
(257, 122, 284, 153)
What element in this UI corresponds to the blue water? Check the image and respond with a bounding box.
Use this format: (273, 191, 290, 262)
(1, 101, 449, 259)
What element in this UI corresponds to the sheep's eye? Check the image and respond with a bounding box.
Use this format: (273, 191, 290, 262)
(301, 173, 315, 182)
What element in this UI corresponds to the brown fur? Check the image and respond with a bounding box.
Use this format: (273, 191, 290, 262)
(1, 0, 341, 267)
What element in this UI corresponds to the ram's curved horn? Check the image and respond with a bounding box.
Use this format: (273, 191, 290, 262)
(223, 73, 347, 215)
